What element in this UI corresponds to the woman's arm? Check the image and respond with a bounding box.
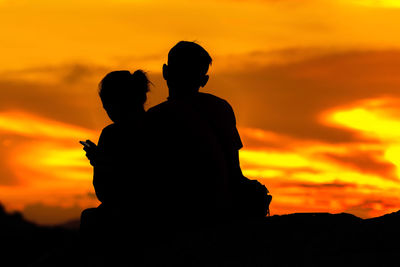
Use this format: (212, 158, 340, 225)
(93, 164, 111, 203)
(87, 127, 115, 203)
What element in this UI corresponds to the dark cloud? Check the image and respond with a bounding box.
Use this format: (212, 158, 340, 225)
(322, 151, 397, 180)
(0, 64, 169, 131)
(0, 78, 102, 130)
(277, 181, 357, 189)
(61, 64, 99, 84)
(23, 202, 83, 225)
(208, 50, 400, 143)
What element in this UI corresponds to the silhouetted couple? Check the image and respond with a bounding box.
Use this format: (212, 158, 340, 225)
(80, 41, 271, 265)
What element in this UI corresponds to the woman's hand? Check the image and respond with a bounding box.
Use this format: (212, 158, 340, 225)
(82, 140, 99, 166)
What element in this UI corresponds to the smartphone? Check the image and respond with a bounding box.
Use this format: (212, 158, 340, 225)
(79, 140, 91, 148)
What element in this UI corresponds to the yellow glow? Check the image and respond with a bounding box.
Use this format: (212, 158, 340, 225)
(328, 107, 400, 140)
(240, 146, 400, 191)
(14, 142, 92, 182)
(0, 111, 99, 222)
(239, 115, 400, 217)
(349, 0, 400, 8)
(0, 111, 96, 183)
(39, 148, 89, 168)
(385, 145, 400, 177)
(240, 128, 282, 143)
(323, 98, 400, 181)
(243, 169, 285, 179)
(240, 150, 309, 168)
(0, 111, 96, 140)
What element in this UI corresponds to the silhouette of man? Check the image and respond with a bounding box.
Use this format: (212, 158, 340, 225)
(146, 41, 244, 225)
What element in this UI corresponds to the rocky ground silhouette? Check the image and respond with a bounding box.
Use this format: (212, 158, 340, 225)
(1, 203, 399, 266)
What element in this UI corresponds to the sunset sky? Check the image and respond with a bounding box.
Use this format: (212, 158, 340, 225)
(1, 0, 400, 225)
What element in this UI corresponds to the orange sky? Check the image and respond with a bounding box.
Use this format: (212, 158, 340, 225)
(1, 0, 400, 225)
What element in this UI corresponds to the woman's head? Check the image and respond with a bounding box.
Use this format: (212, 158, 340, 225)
(99, 70, 150, 123)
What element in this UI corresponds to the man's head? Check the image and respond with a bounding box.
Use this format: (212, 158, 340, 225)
(163, 41, 212, 98)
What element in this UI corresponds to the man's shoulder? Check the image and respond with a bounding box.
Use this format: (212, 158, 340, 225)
(199, 93, 231, 108)
(197, 93, 233, 113)
(147, 101, 170, 114)
(198, 92, 228, 104)
(146, 101, 168, 117)
(146, 93, 234, 117)
(145, 101, 173, 124)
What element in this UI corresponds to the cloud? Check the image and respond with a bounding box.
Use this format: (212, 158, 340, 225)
(208, 50, 400, 144)
(279, 181, 357, 189)
(348, 0, 400, 8)
(0, 80, 98, 131)
(322, 97, 400, 141)
(0, 63, 170, 130)
(0, 110, 97, 187)
(322, 151, 397, 180)
(264, 177, 400, 218)
(238, 125, 397, 183)
(0, 150, 20, 185)
(0, 111, 97, 140)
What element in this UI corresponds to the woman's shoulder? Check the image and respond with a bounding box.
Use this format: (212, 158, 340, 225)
(100, 123, 118, 135)
(98, 122, 137, 151)
(98, 123, 120, 144)
(101, 122, 143, 139)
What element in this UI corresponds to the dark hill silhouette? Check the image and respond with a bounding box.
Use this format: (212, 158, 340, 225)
(1, 202, 399, 266)
(0, 203, 81, 267)
(56, 218, 81, 230)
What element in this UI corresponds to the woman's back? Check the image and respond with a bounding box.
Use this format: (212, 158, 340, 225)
(94, 120, 145, 209)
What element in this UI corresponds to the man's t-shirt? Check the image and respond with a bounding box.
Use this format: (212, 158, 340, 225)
(194, 93, 243, 153)
(145, 92, 242, 221)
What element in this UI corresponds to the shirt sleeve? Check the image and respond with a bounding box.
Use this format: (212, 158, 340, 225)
(217, 99, 243, 151)
(228, 105, 243, 151)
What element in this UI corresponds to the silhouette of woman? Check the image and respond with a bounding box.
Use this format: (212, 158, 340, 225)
(80, 70, 150, 265)
(83, 70, 150, 211)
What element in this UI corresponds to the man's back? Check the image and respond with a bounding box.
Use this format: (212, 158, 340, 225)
(145, 93, 242, 223)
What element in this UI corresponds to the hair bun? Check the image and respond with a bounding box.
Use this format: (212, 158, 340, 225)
(132, 70, 150, 93)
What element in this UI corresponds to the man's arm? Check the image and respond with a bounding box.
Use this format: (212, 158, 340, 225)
(214, 97, 244, 183)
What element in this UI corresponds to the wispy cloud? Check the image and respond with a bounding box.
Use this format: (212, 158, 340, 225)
(0, 110, 99, 218)
(0, 111, 96, 139)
